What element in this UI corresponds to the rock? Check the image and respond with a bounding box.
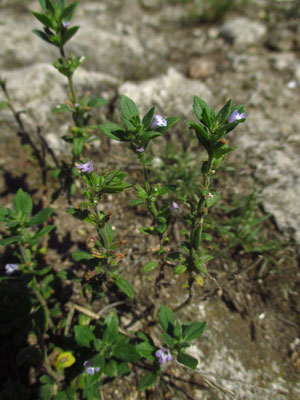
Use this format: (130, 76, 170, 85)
(220, 17, 267, 49)
(269, 52, 297, 72)
(118, 68, 212, 118)
(265, 28, 295, 52)
(45, 132, 67, 155)
(0, 63, 120, 143)
(188, 59, 216, 80)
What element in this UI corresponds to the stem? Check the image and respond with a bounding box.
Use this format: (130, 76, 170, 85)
(174, 155, 214, 313)
(68, 76, 77, 105)
(60, 45, 78, 105)
(30, 277, 54, 330)
(142, 163, 158, 218)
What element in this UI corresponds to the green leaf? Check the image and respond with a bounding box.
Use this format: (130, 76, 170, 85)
(203, 233, 212, 241)
(135, 341, 155, 360)
(105, 223, 114, 244)
(13, 189, 33, 215)
(53, 104, 71, 113)
(158, 305, 175, 333)
(87, 97, 108, 107)
(61, 25, 80, 45)
(33, 225, 55, 240)
(120, 95, 139, 120)
(142, 260, 158, 273)
(202, 105, 212, 130)
(161, 332, 174, 347)
(104, 359, 117, 377)
(130, 198, 145, 206)
(31, 12, 54, 29)
(62, 2, 78, 21)
(192, 226, 201, 251)
(39, 384, 53, 400)
(113, 343, 140, 362)
(193, 96, 208, 121)
(206, 192, 220, 208)
(54, 392, 68, 400)
(213, 146, 236, 158)
(99, 122, 126, 142)
(72, 136, 84, 157)
(45, 0, 55, 15)
(72, 250, 94, 261)
(182, 321, 206, 341)
(174, 264, 187, 275)
(142, 106, 155, 128)
(0, 235, 22, 246)
(57, 0, 66, 11)
(216, 99, 232, 124)
(74, 325, 96, 347)
(38, 0, 47, 11)
(159, 116, 181, 134)
(174, 320, 182, 338)
(177, 352, 198, 369)
(104, 312, 119, 343)
(32, 29, 52, 44)
(0, 101, 8, 110)
(113, 276, 135, 299)
(139, 372, 159, 391)
(29, 207, 53, 225)
(117, 362, 130, 376)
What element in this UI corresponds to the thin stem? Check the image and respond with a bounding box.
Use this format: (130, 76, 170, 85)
(174, 155, 214, 313)
(30, 277, 54, 330)
(142, 162, 158, 217)
(68, 76, 77, 105)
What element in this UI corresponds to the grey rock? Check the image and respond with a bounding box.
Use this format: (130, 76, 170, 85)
(265, 28, 295, 52)
(220, 17, 267, 49)
(118, 68, 212, 118)
(0, 63, 120, 147)
(269, 52, 297, 73)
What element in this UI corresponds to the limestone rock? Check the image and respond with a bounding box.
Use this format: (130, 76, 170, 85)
(118, 68, 212, 118)
(220, 17, 267, 49)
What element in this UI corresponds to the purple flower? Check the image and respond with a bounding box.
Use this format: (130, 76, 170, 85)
(5, 264, 19, 275)
(155, 347, 172, 365)
(170, 201, 179, 212)
(62, 21, 70, 29)
(136, 147, 144, 153)
(76, 161, 94, 173)
(150, 115, 167, 129)
(84, 360, 100, 375)
(228, 110, 246, 123)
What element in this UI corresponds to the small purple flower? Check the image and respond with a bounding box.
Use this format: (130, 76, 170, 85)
(136, 147, 144, 153)
(228, 110, 246, 123)
(150, 114, 167, 129)
(76, 161, 94, 173)
(5, 264, 19, 275)
(62, 21, 70, 29)
(155, 347, 172, 365)
(170, 201, 179, 212)
(84, 360, 100, 375)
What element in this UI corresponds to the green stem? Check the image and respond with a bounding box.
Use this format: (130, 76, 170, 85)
(142, 163, 158, 218)
(174, 155, 214, 313)
(68, 76, 77, 105)
(31, 277, 54, 330)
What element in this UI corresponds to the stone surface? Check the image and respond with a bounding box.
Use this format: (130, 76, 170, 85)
(220, 17, 267, 49)
(188, 59, 216, 80)
(119, 68, 212, 118)
(0, 63, 120, 149)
